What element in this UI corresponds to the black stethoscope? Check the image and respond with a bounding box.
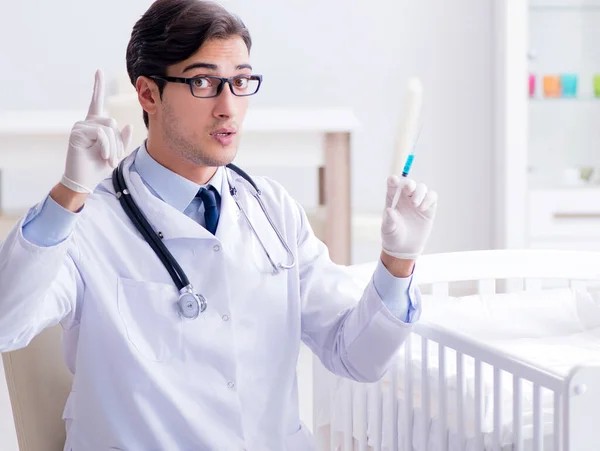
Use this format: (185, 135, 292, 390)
(112, 159, 296, 320)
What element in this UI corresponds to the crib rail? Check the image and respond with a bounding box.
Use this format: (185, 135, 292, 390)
(414, 323, 564, 392)
(321, 321, 569, 451)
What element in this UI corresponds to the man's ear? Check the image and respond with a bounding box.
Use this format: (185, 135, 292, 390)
(136, 76, 161, 117)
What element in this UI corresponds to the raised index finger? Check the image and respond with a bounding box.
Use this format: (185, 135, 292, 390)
(86, 69, 105, 119)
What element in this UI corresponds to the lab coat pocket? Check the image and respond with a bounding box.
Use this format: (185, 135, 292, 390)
(117, 278, 182, 363)
(285, 422, 316, 451)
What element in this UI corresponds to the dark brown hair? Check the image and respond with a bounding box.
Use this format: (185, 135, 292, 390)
(126, 0, 252, 128)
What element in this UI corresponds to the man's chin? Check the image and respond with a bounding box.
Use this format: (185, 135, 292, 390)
(207, 145, 238, 167)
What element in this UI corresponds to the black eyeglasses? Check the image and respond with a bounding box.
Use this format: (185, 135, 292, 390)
(149, 74, 262, 98)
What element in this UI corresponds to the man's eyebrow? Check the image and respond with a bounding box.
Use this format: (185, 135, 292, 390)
(182, 62, 253, 73)
(183, 62, 218, 73)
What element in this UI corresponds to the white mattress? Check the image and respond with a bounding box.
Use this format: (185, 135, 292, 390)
(317, 287, 600, 451)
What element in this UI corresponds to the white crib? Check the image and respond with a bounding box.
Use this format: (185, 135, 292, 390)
(312, 249, 600, 451)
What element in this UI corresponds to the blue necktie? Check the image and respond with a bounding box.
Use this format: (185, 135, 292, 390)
(197, 187, 220, 234)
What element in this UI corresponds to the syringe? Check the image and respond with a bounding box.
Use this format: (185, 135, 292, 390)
(401, 124, 423, 178)
(391, 77, 423, 209)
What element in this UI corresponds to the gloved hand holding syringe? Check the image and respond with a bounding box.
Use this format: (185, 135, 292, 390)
(380, 76, 437, 262)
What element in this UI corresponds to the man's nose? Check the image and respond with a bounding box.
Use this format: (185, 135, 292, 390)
(213, 83, 236, 119)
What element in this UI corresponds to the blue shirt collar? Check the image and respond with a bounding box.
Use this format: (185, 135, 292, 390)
(133, 141, 223, 213)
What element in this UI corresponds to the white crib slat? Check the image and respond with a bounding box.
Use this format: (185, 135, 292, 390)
(369, 382, 382, 451)
(431, 282, 448, 296)
(356, 384, 368, 451)
(330, 377, 339, 451)
(502, 278, 521, 293)
(570, 280, 587, 291)
(477, 278, 496, 295)
(513, 377, 523, 451)
(533, 384, 542, 451)
(405, 334, 413, 451)
(438, 345, 447, 450)
(386, 362, 398, 451)
(525, 278, 542, 291)
(421, 337, 430, 451)
(397, 396, 402, 451)
(493, 367, 502, 451)
(554, 391, 561, 451)
(474, 359, 483, 449)
(457, 352, 465, 448)
(342, 382, 353, 451)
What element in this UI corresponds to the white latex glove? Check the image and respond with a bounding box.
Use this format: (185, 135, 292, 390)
(381, 175, 437, 260)
(60, 69, 133, 194)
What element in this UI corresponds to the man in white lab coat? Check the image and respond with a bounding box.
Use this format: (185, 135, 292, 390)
(0, 0, 437, 449)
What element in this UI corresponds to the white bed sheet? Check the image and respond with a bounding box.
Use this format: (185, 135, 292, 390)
(319, 287, 600, 451)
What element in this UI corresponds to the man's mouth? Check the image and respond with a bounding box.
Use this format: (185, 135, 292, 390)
(211, 128, 236, 137)
(211, 128, 237, 145)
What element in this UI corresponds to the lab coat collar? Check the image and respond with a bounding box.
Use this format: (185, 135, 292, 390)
(134, 141, 223, 213)
(118, 148, 239, 242)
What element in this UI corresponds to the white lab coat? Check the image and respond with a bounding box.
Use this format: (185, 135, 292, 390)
(0, 152, 417, 451)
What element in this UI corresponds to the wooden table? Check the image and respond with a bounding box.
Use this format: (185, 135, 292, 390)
(0, 107, 360, 264)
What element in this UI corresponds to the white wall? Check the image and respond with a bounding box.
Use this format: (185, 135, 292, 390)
(0, 0, 495, 255)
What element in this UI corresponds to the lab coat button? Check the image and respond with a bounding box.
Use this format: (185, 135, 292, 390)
(222, 314, 230, 321)
(213, 244, 221, 252)
(227, 381, 236, 389)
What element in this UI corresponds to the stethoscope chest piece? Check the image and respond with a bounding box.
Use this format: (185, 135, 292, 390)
(177, 287, 207, 320)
